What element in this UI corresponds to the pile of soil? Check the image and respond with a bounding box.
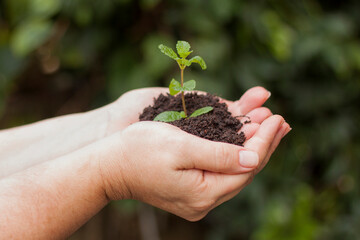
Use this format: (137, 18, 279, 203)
(139, 93, 247, 146)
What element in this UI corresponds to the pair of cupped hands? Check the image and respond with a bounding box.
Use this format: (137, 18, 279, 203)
(99, 86, 290, 221)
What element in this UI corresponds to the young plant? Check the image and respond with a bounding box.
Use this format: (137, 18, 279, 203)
(154, 40, 213, 122)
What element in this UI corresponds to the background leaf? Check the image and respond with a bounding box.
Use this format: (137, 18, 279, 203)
(30, 0, 61, 18)
(10, 19, 52, 56)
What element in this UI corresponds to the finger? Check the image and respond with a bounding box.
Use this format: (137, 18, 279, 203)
(240, 123, 260, 140)
(181, 115, 280, 174)
(203, 170, 253, 204)
(215, 176, 249, 205)
(244, 107, 272, 124)
(228, 86, 271, 116)
(205, 117, 286, 200)
(258, 122, 291, 173)
(195, 116, 286, 206)
(244, 115, 284, 166)
(219, 98, 233, 106)
(176, 135, 260, 174)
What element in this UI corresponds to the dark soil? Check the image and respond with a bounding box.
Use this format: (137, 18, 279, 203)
(139, 93, 247, 146)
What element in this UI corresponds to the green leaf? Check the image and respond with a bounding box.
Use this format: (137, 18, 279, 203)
(176, 58, 191, 67)
(183, 80, 196, 91)
(180, 111, 187, 118)
(154, 111, 182, 122)
(11, 20, 52, 56)
(190, 106, 213, 118)
(189, 56, 207, 70)
(158, 44, 179, 60)
(176, 40, 193, 58)
(169, 79, 196, 94)
(30, 0, 61, 18)
(169, 78, 182, 95)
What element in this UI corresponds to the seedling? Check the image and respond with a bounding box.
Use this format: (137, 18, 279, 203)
(154, 41, 213, 122)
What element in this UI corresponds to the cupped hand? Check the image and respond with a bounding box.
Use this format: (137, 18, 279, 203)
(100, 114, 290, 221)
(104, 86, 276, 137)
(105, 88, 168, 134)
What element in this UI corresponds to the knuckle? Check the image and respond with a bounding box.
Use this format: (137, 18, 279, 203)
(174, 135, 187, 148)
(215, 145, 232, 169)
(186, 213, 207, 222)
(191, 198, 215, 213)
(250, 136, 268, 146)
(261, 107, 272, 116)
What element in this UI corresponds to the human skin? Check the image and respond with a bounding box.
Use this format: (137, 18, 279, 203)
(0, 87, 290, 239)
(102, 115, 287, 221)
(0, 86, 281, 177)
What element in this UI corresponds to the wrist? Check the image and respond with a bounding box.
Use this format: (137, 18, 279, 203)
(96, 132, 132, 201)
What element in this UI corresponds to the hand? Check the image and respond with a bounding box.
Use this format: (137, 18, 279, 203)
(104, 86, 276, 137)
(105, 88, 168, 135)
(100, 114, 290, 221)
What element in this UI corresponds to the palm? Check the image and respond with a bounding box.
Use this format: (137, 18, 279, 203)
(106, 86, 273, 138)
(107, 86, 289, 173)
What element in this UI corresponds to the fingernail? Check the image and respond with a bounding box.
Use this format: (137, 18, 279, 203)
(239, 151, 259, 168)
(282, 127, 292, 137)
(267, 91, 271, 99)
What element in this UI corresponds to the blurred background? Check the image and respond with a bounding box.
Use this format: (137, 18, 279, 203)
(0, 0, 359, 239)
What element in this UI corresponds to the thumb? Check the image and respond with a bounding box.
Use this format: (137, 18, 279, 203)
(175, 135, 259, 174)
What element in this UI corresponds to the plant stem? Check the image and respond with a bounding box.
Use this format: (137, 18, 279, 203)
(180, 67, 187, 117)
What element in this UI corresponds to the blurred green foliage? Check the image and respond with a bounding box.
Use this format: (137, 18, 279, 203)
(1, 0, 359, 239)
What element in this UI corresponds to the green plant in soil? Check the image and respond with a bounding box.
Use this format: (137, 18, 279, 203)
(154, 40, 213, 122)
